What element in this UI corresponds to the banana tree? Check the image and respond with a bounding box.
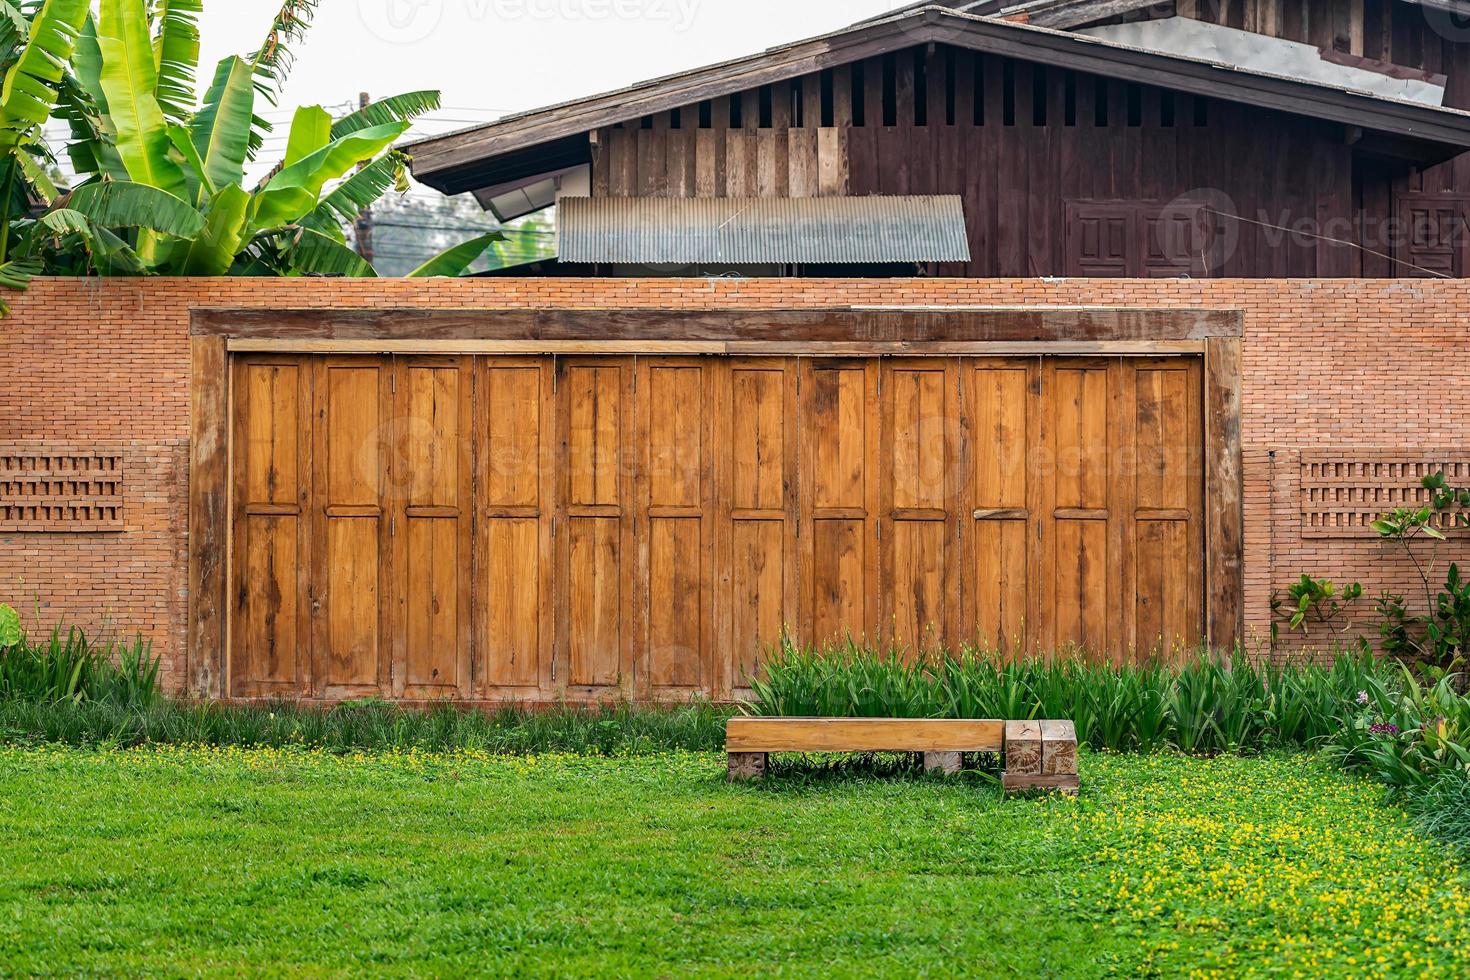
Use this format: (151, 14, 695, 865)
(0, 0, 96, 293)
(11, 0, 498, 284)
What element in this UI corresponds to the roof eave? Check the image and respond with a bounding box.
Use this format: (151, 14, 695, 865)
(409, 8, 1470, 192)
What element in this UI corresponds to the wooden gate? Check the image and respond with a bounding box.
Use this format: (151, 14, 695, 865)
(228, 352, 1205, 700)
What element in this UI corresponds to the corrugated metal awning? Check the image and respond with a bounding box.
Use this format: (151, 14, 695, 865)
(556, 195, 971, 265)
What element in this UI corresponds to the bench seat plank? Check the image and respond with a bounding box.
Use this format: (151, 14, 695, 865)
(726, 717, 1004, 753)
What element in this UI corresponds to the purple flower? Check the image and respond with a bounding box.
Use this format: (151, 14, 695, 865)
(1369, 723, 1400, 736)
(1355, 691, 1371, 706)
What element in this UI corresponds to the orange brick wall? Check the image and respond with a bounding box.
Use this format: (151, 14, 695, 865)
(1, 277, 1465, 692)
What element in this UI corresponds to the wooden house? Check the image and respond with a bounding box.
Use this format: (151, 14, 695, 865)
(411, 0, 1470, 278)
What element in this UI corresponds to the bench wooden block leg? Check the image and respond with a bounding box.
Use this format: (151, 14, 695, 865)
(1041, 720, 1079, 776)
(728, 752, 768, 782)
(923, 751, 963, 775)
(1004, 720, 1042, 775)
(1004, 720, 1077, 796)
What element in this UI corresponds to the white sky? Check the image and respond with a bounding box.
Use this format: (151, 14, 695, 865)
(203, 1, 905, 149)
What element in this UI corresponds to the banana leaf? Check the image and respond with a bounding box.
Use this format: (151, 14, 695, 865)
(303, 150, 406, 231)
(0, 0, 90, 151)
(96, 0, 187, 198)
(151, 0, 200, 123)
(249, 120, 408, 232)
(66, 14, 127, 180)
(169, 182, 248, 276)
(330, 90, 440, 139)
(281, 225, 376, 277)
(190, 55, 254, 193)
(283, 104, 330, 168)
(407, 233, 503, 278)
(16, 146, 58, 204)
(68, 180, 204, 238)
(165, 122, 208, 200)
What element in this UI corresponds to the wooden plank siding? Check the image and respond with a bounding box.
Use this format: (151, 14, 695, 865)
(581, 33, 1470, 278)
(224, 350, 1214, 702)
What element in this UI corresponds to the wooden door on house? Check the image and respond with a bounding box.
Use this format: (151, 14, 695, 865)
(227, 352, 1206, 700)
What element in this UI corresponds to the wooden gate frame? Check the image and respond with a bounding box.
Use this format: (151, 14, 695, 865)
(186, 306, 1243, 699)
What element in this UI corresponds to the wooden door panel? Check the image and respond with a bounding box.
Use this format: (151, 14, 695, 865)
(484, 520, 542, 687)
(238, 515, 303, 688)
(641, 362, 711, 696)
(392, 358, 472, 697)
(1053, 518, 1108, 652)
(891, 520, 946, 654)
(1135, 519, 1194, 657)
(730, 520, 785, 685)
(802, 362, 878, 646)
(480, 360, 552, 694)
(648, 518, 703, 688)
(883, 362, 957, 655)
(230, 358, 310, 697)
(312, 360, 388, 697)
(568, 366, 622, 507)
(721, 361, 797, 696)
(970, 362, 1034, 654)
(1045, 363, 1114, 656)
(974, 521, 1028, 653)
(403, 518, 463, 687)
(558, 360, 633, 694)
(811, 518, 867, 644)
(568, 516, 622, 687)
(228, 350, 1208, 702)
(1130, 360, 1204, 658)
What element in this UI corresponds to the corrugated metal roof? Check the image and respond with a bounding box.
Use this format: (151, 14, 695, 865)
(557, 196, 971, 265)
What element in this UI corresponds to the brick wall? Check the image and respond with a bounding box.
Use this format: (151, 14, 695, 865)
(1, 277, 1466, 692)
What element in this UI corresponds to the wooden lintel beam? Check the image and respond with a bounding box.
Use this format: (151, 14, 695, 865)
(194, 307, 1243, 343)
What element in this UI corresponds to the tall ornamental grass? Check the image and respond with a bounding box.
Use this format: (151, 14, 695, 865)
(746, 638, 1394, 755)
(0, 624, 160, 708)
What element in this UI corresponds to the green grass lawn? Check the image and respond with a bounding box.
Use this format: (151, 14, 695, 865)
(1, 747, 1467, 978)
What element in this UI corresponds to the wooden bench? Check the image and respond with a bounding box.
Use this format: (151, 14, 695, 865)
(726, 717, 1078, 794)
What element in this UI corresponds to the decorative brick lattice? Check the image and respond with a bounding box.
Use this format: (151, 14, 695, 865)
(1301, 453, 1470, 538)
(0, 450, 124, 531)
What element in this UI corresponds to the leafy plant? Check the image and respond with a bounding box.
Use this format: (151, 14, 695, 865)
(0, 602, 20, 648)
(0, 0, 499, 293)
(1369, 472, 1470, 672)
(1322, 664, 1470, 794)
(1271, 574, 1364, 648)
(0, 621, 159, 706)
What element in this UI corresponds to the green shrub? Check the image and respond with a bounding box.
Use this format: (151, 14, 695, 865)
(0, 613, 160, 708)
(1321, 666, 1470, 794)
(746, 637, 1392, 755)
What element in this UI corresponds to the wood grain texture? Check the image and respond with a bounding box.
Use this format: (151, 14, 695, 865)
(726, 717, 1005, 753)
(1041, 719, 1079, 776)
(195, 308, 1243, 343)
(187, 336, 228, 699)
(1205, 336, 1245, 654)
(1004, 719, 1043, 775)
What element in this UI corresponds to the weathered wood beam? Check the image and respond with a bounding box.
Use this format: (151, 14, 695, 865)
(186, 335, 228, 700)
(193, 307, 1243, 343)
(1010, 0, 1169, 30)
